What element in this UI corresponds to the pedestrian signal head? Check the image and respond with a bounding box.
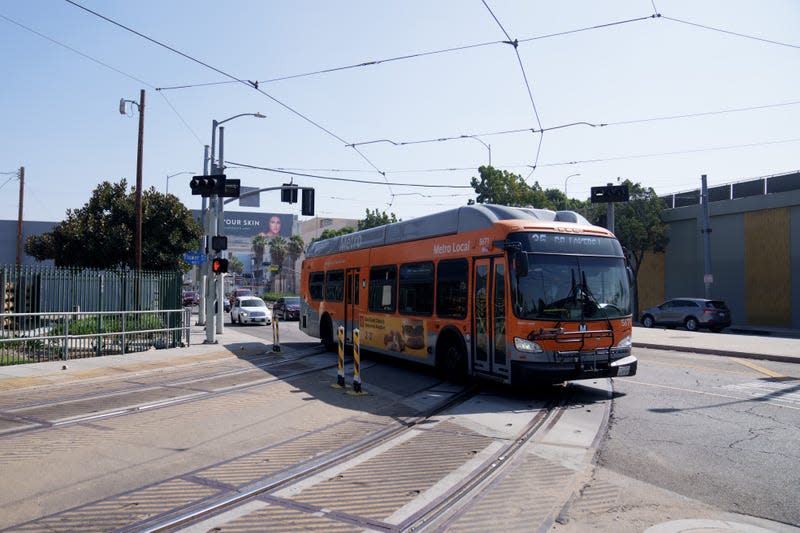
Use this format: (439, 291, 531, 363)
(211, 257, 228, 274)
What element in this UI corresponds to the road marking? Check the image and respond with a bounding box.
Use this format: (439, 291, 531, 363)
(622, 380, 800, 410)
(731, 357, 784, 378)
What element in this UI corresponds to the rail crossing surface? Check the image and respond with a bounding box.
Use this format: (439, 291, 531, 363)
(0, 323, 797, 532)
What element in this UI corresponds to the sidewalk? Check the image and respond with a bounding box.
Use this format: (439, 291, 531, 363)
(0, 322, 270, 390)
(632, 326, 800, 365)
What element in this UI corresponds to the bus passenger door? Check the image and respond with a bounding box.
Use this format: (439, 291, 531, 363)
(344, 268, 360, 343)
(472, 257, 509, 377)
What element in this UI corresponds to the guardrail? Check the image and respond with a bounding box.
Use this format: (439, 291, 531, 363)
(0, 308, 191, 366)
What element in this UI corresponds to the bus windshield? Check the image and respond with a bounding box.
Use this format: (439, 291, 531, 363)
(510, 252, 632, 321)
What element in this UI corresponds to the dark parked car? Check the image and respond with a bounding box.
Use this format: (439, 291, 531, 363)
(228, 288, 254, 307)
(272, 296, 301, 321)
(640, 298, 731, 332)
(182, 290, 199, 306)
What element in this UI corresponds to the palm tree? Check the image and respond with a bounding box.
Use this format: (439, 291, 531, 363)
(286, 235, 305, 292)
(251, 234, 267, 280)
(268, 236, 288, 292)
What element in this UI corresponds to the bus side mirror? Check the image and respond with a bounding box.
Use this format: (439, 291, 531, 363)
(514, 253, 529, 277)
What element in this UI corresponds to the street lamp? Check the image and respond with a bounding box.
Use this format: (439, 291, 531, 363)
(166, 171, 196, 195)
(210, 113, 266, 173)
(461, 135, 492, 166)
(563, 173, 581, 197)
(119, 90, 145, 272)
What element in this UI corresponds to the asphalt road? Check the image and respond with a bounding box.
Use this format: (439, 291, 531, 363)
(563, 345, 800, 531)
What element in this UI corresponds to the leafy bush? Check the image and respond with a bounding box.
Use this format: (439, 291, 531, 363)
(49, 314, 164, 336)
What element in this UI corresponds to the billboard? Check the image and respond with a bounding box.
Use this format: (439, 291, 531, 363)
(192, 210, 294, 255)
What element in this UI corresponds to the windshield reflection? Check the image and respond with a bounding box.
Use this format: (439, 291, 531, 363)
(511, 254, 631, 320)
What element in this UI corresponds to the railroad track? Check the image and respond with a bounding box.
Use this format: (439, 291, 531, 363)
(0, 346, 329, 437)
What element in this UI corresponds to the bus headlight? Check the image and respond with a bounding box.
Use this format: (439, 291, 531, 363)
(616, 335, 632, 349)
(514, 337, 543, 353)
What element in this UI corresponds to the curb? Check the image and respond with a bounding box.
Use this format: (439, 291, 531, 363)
(633, 342, 799, 365)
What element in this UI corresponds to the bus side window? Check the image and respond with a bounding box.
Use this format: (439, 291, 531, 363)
(325, 270, 344, 301)
(399, 261, 434, 316)
(369, 265, 396, 313)
(309, 271, 325, 301)
(436, 259, 468, 319)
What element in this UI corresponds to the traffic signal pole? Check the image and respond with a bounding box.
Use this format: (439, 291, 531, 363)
(215, 127, 226, 336)
(198, 145, 209, 327)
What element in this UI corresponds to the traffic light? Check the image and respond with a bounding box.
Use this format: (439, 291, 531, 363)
(281, 183, 298, 203)
(190, 175, 226, 197)
(301, 188, 315, 216)
(211, 257, 229, 274)
(590, 184, 630, 204)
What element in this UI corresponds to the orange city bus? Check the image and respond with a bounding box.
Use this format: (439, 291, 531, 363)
(299, 204, 637, 385)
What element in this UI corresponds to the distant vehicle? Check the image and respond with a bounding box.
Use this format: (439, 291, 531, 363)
(640, 298, 731, 332)
(228, 288, 254, 307)
(182, 290, 199, 306)
(230, 296, 272, 325)
(273, 296, 301, 321)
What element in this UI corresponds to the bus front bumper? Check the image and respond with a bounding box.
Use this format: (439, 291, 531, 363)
(510, 354, 637, 384)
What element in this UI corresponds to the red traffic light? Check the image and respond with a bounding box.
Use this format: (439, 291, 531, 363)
(211, 257, 229, 274)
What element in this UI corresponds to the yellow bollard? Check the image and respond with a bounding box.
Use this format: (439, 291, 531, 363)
(332, 325, 345, 388)
(272, 314, 281, 352)
(349, 328, 366, 395)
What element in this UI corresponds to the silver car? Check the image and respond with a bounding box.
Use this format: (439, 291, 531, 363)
(640, 298, 731, 332)
(230, 296, 272, 326)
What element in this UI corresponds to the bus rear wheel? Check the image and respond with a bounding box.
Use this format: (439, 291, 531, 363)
(320, 316, 337, 352)
(437, 341, 468, 384)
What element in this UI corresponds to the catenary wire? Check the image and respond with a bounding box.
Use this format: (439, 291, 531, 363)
(662, 16, 800, 49)
(156, 15, 659, 91)
(63, 0, 388, 179)
(224, 161, 473, 188)
(0, 12, 154, 89)
(1, 11, 207, 148)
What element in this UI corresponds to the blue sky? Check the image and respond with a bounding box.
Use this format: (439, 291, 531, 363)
(1, 1, 797, 222)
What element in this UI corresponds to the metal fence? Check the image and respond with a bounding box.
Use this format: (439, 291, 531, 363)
(1, 265, 187, 366)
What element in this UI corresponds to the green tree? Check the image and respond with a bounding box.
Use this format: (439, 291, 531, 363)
(582, 180, 669, 316)
(358, 208, 399, 230)
(228, 255, 244, 274)
(251, 234, 267, 280)
(311, 226, 355, 243)
(469, 165, 563, 210)
(268, 236, 288, 291)
(286, 235, 305, 292)
(25, 179, 201, 270)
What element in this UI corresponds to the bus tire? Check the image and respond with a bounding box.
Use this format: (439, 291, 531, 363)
(437, 334, 468, 384)
(320, 315, 337, 351)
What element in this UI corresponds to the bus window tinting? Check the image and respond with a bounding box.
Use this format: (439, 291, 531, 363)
(399, 262, 434, 315)
(368, 265, 396, 313)
(325, 270, 344, 302)
(309, 271, 324, 300)
(436, 259, 468, 318)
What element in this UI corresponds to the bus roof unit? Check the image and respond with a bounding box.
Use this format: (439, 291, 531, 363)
(305, 204, 592, 258)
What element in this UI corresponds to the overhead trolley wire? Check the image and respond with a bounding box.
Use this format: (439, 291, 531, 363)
(156, 15, 659, 92)
(662, 16, 800, 50)
(224, 160, 473, 188)
(481, 0, 545, 173)
(63, 0, 389, 181)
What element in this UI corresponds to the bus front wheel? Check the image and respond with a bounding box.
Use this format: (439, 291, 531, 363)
(437, 340, 468, 384)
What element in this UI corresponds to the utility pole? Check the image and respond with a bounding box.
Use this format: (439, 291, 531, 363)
(135, 89, 145, 272)
(701, 174, 713, 298)
(16, 167, 24, 267)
